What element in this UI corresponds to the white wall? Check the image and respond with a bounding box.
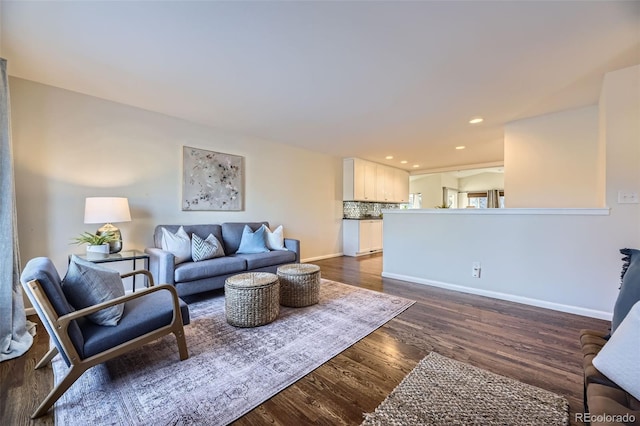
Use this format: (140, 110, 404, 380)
(383, 65, 640, 318)
(409, 174, 442, 209)
(504, 105, 600, 208)
(458, 172, 504, 192)
(383, 209, 616, 317)
(440, 173, 458, 190)
(10, 78, 344, 276)
(599, 65, 640, 259)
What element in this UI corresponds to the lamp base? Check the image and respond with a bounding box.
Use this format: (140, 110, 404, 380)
(97, 223, 123, 253)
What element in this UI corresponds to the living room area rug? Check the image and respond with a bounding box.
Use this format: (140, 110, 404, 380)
(362, 351, 569, 426)
(51, 279, 415, 425)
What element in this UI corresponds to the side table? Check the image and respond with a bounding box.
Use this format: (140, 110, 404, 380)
(70, 249, 151, 291)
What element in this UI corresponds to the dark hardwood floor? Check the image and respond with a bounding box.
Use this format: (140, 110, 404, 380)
(1, 253, 609, 425)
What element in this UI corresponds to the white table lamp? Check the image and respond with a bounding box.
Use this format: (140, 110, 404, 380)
(84, 197, 131, 253)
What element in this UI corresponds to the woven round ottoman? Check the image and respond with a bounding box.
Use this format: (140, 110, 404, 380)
(277, 263, 321, 307)
(224, 272, 280, 327)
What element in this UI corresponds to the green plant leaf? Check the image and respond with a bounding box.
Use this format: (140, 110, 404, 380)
(71, 231, 118, 245)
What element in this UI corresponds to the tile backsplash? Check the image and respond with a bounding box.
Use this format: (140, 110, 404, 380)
(343, 201, 401, 219)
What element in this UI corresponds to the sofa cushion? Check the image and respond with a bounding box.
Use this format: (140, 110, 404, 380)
(174, 256, 247, 282)
(161, 226, 192, 264)
(264, 225, 288, 251)
(62, 255, 125, 327)
(222, 222, 268, 254)
(612, 248, 640, 334)
(237, 225, 270, 254)
(231, 250, 297, 270)
(154, 225, 224, 252)
(191, 233, 225, 262)
(593, 301, 640, 401)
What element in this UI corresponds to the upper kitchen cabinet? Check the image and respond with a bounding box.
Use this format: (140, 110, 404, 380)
(394, 168, 410, 202)
(376, 166, 394, 202)
(344, 158, 376, 201)
(343, 158, 409, 202)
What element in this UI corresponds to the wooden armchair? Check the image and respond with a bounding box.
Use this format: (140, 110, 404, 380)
(20, 257, 190, 418)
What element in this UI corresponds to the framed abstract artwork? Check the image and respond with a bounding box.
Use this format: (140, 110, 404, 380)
(182, 146, 244, 211)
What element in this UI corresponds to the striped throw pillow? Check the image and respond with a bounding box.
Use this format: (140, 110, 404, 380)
(192, 233, 225, 262)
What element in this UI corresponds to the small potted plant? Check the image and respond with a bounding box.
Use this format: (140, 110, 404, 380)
(72, 231, 118, 255)
(435, 202, 451, 209)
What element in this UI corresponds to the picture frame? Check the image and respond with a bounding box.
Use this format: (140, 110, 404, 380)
(182, 146, 244, 211)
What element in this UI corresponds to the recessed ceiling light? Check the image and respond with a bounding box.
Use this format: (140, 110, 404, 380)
(400, 160, 408, 164)
(469, 117, 483, 124)
(412, 164, 420, 168)
(455, 146, 466, 150)
(385, 155, 394, 160)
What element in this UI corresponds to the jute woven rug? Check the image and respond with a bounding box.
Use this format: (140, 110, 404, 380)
(51, 279, 414, 425)
(362, 352, 569, 426)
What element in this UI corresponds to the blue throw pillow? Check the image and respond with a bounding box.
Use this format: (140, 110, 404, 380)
(236, 225, 269, 254)
(611, 248, 640, 334)
(62, 255, 125, 326)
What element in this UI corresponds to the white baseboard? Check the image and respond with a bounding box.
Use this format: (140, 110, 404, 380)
(301, 252, 344, 263)
(381, 272, 613, 320)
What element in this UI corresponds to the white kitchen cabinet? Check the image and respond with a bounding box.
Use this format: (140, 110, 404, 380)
(376, 166, 395, 202)
(343, 219, 383, 257)
(344, 158, 409, 203)
(344, 158, 377, 201)
(394, 168, 410, 202)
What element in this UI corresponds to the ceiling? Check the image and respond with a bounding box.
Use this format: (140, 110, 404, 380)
(2, 1, 639, 172)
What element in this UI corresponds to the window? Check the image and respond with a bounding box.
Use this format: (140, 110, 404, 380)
(467, 191, 505, 208)
(409, 193, 422, 209)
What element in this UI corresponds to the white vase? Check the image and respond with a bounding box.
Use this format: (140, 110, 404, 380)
(86, 244, 109, 255)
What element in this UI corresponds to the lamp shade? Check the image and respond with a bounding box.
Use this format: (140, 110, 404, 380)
(84, 197, 131, 224)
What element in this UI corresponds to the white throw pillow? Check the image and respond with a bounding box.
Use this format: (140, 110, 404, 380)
(192, 233, 225, 262)
(264, 225, 287, 251)
(161, 226, 191, 264)
(592, 300, 640, 401)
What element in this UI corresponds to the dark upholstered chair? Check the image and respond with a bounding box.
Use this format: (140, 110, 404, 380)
(20, 257, 190, 418)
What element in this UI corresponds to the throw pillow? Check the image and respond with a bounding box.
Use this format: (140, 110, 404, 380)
(61, 255, 125, 326)
(161, 226, 191, 264)
(263, 224, 288, 251)
(611, 248, 640, 334)
(192, 233, 225, 262)
(592, 300, 640, 401)
(236, 224, 269, 254)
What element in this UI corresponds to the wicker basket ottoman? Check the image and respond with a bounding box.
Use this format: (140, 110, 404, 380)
(277, 263, 321, 307)
(224, 272, 280, 327)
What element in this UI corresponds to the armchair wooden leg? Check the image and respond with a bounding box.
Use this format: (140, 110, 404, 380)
(175, 329, 189, 361)
(35, 346, 59, 369)
(31, 365, 84, 419)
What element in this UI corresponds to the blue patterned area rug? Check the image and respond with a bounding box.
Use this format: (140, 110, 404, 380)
(52, 279, 415, 425)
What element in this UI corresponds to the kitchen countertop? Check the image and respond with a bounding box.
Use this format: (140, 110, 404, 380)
(343, 217, 383, 220)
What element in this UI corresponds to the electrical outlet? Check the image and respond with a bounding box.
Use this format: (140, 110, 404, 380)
(472, 262, 481, 278)
(618, 191, 639, 204)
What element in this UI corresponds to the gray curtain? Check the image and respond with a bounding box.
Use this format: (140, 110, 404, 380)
(0, 58, 33, 362)
(487, 189, 501, 209)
